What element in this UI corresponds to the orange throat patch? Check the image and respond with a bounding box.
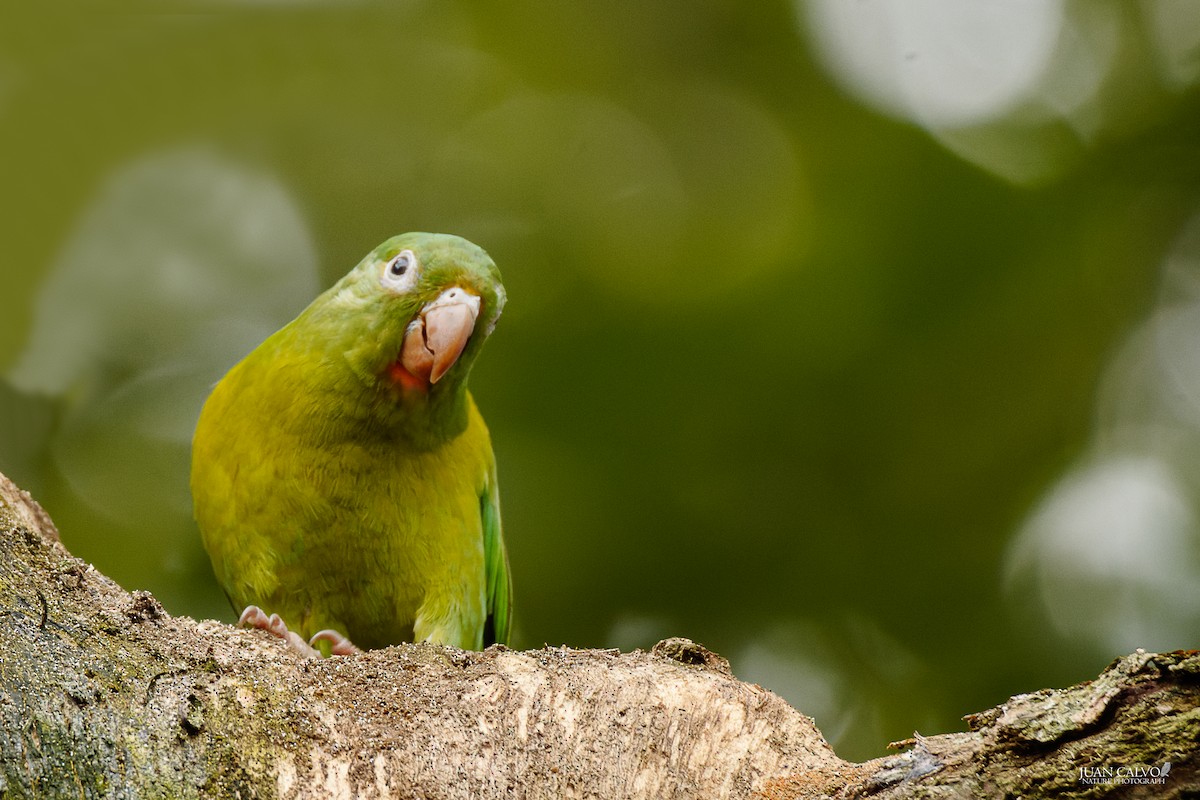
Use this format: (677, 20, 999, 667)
(388, 360, 429, 392)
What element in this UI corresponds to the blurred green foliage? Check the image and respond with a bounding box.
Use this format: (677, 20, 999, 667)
(2, 1, 1199, 761)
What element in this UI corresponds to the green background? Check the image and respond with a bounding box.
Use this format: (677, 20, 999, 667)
(3, 2, 1199, 761)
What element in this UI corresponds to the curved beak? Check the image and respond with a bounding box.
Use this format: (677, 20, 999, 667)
(399, 287, 481, 385)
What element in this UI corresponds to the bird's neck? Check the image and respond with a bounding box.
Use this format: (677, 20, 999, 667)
(278, 319, 474, 450)
(384, 378, 473, 449)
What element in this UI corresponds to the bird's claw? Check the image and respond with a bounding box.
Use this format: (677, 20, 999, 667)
(237, 606, 361, 657)
(237, 605, 320, 658)
(309, 628, 362, 656)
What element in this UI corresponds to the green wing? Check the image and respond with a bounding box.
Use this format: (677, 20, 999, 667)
(481, 477, 512, 646)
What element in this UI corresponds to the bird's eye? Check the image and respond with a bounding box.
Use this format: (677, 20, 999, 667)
(381, 249, 419, 292)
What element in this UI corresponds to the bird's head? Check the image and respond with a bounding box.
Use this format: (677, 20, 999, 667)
(316, 232, 506, 398)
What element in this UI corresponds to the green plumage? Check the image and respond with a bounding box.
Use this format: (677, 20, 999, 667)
(191, 233, 511, 651)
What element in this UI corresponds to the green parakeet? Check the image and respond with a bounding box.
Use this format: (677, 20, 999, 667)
(191, 232, 511, 653)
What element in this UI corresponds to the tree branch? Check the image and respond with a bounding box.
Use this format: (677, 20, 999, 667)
(1, 470, 1196, 798)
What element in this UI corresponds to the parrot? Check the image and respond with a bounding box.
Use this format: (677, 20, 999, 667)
(190, 232, 511, 655)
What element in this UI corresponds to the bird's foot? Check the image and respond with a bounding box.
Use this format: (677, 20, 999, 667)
(237, 606, 322, 658)
(309, 628, 362, 656)
(237, 606, 362, 657)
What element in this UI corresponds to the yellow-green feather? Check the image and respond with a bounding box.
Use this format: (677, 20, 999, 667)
(481, 474, 511, 646)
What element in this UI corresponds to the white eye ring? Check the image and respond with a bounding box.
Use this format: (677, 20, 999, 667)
(381, 249, 419, 293)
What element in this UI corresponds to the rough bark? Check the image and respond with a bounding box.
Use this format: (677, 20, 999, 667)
(0, 470, 1197, 799)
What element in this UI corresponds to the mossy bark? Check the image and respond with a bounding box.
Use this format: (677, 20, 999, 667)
(1, 470, 1197, 799)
